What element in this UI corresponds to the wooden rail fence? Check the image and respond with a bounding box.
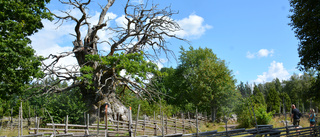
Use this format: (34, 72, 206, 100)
(26, 124, 320, 137)
(27, 115, 200, 136)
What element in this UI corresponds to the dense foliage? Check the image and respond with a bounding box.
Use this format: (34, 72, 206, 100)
(289, 0, 320, 113)
(119, 89, 179, 117)
(266, 87, 281, 112)
(236, 92, 273, 128)
(0, 77, 86, 125)
(154, 47, 239, 121)
(42, 88, 87, 124)
(289, 0, 320, 71)
(0, 0, 52, 99)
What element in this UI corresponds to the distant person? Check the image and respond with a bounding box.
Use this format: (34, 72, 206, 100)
(309, 109, 316, 127)
(291, 104, 300, 128)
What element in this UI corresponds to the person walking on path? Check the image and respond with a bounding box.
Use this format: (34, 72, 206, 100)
(309, 109, 316, 127)
(291, 104, 300, 128)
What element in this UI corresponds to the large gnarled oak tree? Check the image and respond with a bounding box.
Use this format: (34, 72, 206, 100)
(39, 0, 185, 118)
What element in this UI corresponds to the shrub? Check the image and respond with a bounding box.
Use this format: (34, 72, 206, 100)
(236, 97, 273, 128)
(255, 105, 273, 125)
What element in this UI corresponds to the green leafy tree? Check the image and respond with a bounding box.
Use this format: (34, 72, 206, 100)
(279, 92, 291, 113)
(289, 0, 320, 71)
(283, 74, 302, 104)
(266, 87, 281, 112)
(0, 98, 3, 118)
(236, 97, 273, 128)
(254, 105, 273, 126)
(43, 88, 87, 124)
(173, 46, 238, 121)
(283, 73, 315, 111)
(236, 84, 270, 128)
(0, 0, 52, 99)
(311, 73, 320, 104)
(152, 67, 184, 110)
(252, 86, 266, 106)
(119, 88, 178, 117)
(238, 81, 252, 98)
(236, 98, 254, 128)
(257, 83, 266, 99)
(237, 82, 246, 97)
(274, 78, 282, 93)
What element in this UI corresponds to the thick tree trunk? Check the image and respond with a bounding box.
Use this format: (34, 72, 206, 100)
(81, 86, 129, 122)
(74, 39, 129, 121)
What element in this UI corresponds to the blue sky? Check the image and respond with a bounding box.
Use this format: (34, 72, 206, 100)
(30, 0, 301, 85)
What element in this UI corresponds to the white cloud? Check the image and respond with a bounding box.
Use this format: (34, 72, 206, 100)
(175, 14, 212, 39)
(246, 49, 274, 59)
(253, 61, 290, 83)
(30, 19, 76, 66)
(120, 69, 126, 77)
(30, 19, 79, 77)
(258, 49, 274, 57)
(115, 15, 129, 29)
(131, 0, 143, 4)
(114, 14, 211, 40)
(155, 58, 168, 70)
(246, 51, 255, 59)
(234, 71, 240, 75)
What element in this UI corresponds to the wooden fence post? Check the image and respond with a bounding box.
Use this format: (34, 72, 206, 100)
(105, 105, 108, 137)
(161, 112, 164, 137)
(28, 106, 31, 126)
(37, 117, 39, 134)
(84, 112, 87, 125)
(175, 115, 177, 133)
(143, 115, 146, 135)
(188, 112, 191, 130)
(196, 108, 198, 137)
(127, 107, 132, 137)
(134, 104, 140, 137)
(128, 109, 131, 136)
(97, 105, 100, 136)
(35, 116, 38, 134)
(18, 105, 21, 137)
(86, 114, 89, 135)
(165, 115, 168, 134)
(45, 108, 55, 137)
(117, 112, 119, 133)
(10, 108, 13, 129)
(154, 111, 157, 136)
(182, 113, 185, 134)
(20, 102, 23, 136)
(65, 115, 68, 134)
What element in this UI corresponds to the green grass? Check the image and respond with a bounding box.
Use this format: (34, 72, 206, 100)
(0, 128, 30, 136)
(269, 115, 311, 128)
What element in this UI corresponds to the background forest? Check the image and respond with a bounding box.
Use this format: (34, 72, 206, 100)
(0, 47, 318, 128)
